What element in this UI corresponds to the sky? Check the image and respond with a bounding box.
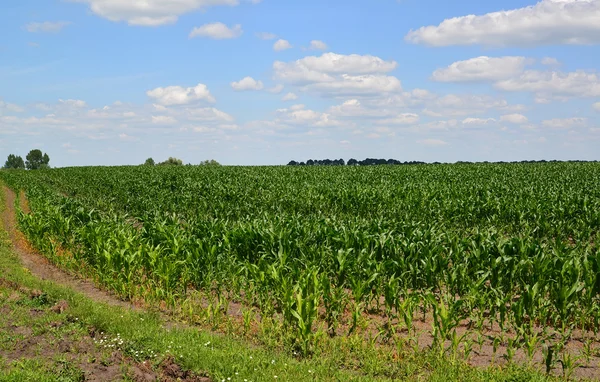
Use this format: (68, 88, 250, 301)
(1, 0, 600, 166)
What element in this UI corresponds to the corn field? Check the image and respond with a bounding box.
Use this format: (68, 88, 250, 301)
(2, 162, 600, 362)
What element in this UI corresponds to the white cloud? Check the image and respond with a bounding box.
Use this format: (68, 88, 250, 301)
(495, 70, 600, 97)
(406, 0, 600, 47)
(308, 40, 328, 50)
(304, 74, 402, 96)
(432, 56, 528, 82)
(147, 83, 215, 105)
(541, 57, 560, 66)
(275, 105, 341, 127)
(275, 53, 397, 81)
(542, 117, 587, 128)
(501, 113, 529, 124)
(0, 100, 25, 114)
(461, 117, 496, 125)
(273, 53, 400, 96)
(282, 92, 298, 101)
(59, 99, 88, 108)
(151, 115, 177, 124)
(1, 98, 236, 139)
(417, 138, 448, 146)
(273, 39, 292, 51)
(119, 133, 139, 141)
(180, 107, 234, 122)
(594, 101, 600, 111)
(71, 0, 238, 26)
(424, 94, 510, 117)
(267, 84, 285, 94)
(377, 113, 420, 125)
(231, 76, 264, 91)
(256, 32, 277, 40)
(189, 22, 242, 39)
(25, 21, 70, 33)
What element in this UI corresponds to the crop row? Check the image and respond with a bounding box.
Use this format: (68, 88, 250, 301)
(2, 163, 600, 357)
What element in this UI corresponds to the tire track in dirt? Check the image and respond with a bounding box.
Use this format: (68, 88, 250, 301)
(1, 185, 137, 311)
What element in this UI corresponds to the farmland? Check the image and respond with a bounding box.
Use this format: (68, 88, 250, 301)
(2, 162, 600, 378)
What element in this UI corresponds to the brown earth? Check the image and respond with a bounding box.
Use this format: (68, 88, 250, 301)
(0, 278, 210, 381)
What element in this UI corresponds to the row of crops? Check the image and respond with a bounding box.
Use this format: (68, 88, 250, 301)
(2, 163, 600, 358)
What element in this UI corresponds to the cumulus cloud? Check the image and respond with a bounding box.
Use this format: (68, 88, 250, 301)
(231, 76, 264, 91)
(541, 57, 560, 66)
(59, 99, 88, 108)
(275, 53, 397, 80)
(501, 113, 529, 124)
(377, 113, 420, 125)
(273, 39, 292, 51)
(0, 97, 236, 140)
(146, 83, 215, 105)
(70, 0, 238, 26)
(461, 117, 496, 125)
(495, 69, 600, 97)
(273, 53, 401, 96)
(189, 22, 242, 39)
(180, 107, 234, 122)
(542, 117, 587, 128)
(0, 100, 25, 114)
(304, 74, 402, 96)
(432, 56, 528, 82)
(25, 21, 70, 33)
(308, 40, 328, 50)
(275, 104, 341, 127)
(328, 99, 401, 118)
(594, 101, 600, 111)
(267, 84, 285, 94)
(282, 92, 298, 101)
(406, 0, 600, 47)
(151, 115, 177, 124)
(423, 94, 511, 117)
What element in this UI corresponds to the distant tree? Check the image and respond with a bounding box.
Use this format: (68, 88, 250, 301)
(347, 158, 358, 166)
(199, 159, 221, 166)
(3, 154, 25, 169)
(25, 149, 50, 170)
(158, 157, 183, 166)
(144, 158, 155, 166)
(287, 160, 299, 166)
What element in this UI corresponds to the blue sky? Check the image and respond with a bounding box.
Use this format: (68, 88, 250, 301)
(1, 0, 599, 166)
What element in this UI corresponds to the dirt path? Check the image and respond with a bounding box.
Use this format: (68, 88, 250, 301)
(1, 185, 137, 311)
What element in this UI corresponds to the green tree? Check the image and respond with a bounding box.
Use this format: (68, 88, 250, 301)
(25, 149, 50, 170)
(3, 154, 25, 169)
(158, 157, 183, 166)
(199, 159, 221, 166)
(144, 158, 155, 166)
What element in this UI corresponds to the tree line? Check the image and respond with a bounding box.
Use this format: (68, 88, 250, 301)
(288, 158, 597, 166)
(143, 157, 221, 166)
(3, 150, 50, 170)
(287, 158, 428, 166)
